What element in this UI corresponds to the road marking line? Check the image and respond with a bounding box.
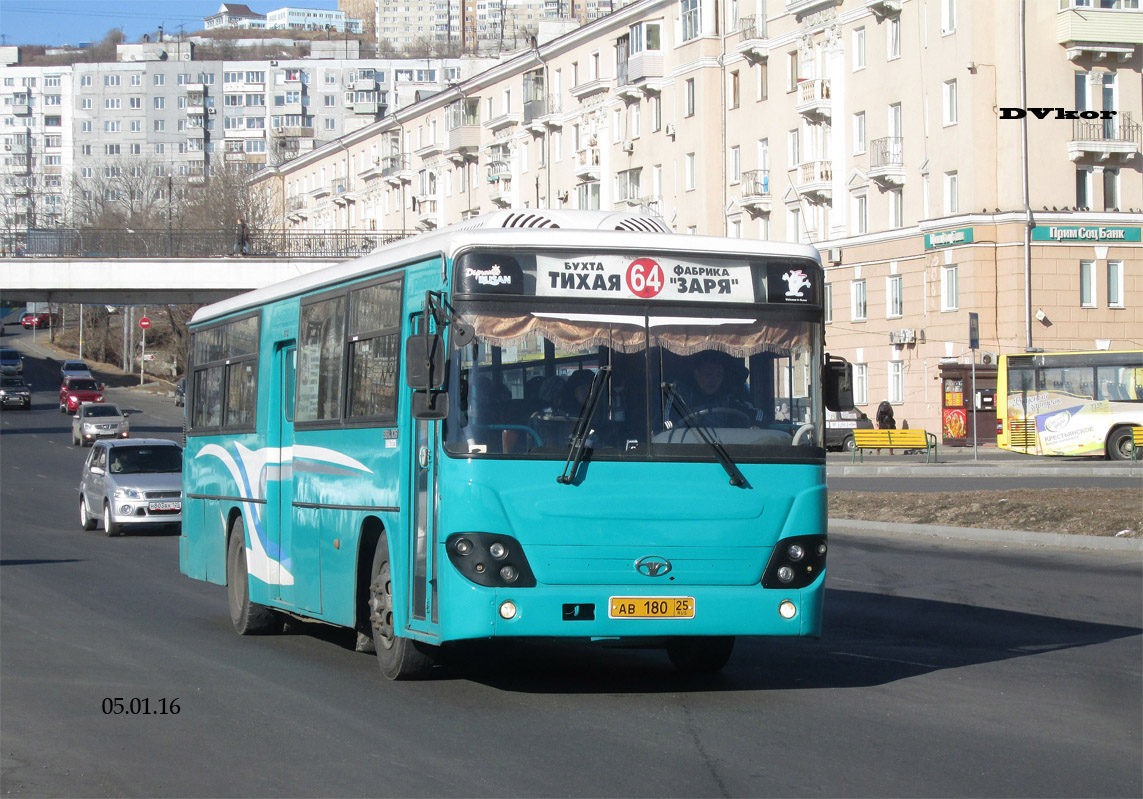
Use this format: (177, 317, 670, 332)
(831, 651, 938, 669)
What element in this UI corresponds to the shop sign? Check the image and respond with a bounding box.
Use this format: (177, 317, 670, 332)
(924, 227, 974, 249)
(1031, 226, 1140, 243)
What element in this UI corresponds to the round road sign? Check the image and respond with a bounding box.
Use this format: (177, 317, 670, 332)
(139, 317, 151, 329)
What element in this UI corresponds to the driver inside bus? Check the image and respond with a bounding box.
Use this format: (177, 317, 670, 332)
(674, 350, 759, 427)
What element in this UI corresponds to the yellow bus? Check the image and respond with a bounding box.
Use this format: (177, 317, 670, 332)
(996, 349, 1143, 460)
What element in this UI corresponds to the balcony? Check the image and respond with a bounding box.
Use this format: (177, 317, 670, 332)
(489, 169, 513, 208)
(574, 147, 601, 180)
(278, 101, 304, 115)
(414, 139, 444, 159)
(11, 100, 30, 116)
(274, 126, 314, 138)
(868, 137, 905, 185)
(794, 79, 831, 120)
(352, 77, 378, 91)
(740, 169, 772, 215)
(186, 126, 206, 140)
(381, 154, 413, 186)
(1068, 112, 1141, 163)
(736, 16, 769, 63)
(865, 0, 902, 19)
(524, 95, 562, 133)
(785, 0, 841, 16)
(637, 196, 664, 218)
(796, 160, 833, 202)
(569, 78, 611, 101)
(286, 196, 306, 212)
(1057, 3, 1142, 61)
(351, 100, 380, 115)
(224, 151, 246, 162)
(186, 104, 206, 116)
(311, 183, 331, 200)
(416, 197, 440, 229)
(484, 112, 521, 132)
(185, 82, 206, 94)
(445, 125, 480, 165)
(627, 50, 666, 83)
(486, 160, 511, 183)
(331, 180, 349, 206)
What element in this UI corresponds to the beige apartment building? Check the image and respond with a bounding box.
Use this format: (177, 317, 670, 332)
(256, 0, 1142, 435)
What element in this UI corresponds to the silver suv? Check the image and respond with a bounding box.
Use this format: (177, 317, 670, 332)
(72, 403, 130, 445)
(79, 439, 183, 536)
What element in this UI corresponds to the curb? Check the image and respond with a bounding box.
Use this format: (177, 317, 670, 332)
(830, 518, 1143, 552)
(828, 464, 1143, 477)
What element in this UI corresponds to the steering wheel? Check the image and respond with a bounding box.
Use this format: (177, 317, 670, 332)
(685, 407, 754, 427)
(791, 423, 816, 446)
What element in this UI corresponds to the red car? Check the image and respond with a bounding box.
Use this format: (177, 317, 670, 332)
(22, 312, 59, 329)
(59, 375, 104, 414)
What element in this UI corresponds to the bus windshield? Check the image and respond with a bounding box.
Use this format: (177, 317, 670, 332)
(443, 304, 823, 460)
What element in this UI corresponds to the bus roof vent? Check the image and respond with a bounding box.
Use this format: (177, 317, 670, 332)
(501, 211, 561, 229)
(612, 216, 672, 233)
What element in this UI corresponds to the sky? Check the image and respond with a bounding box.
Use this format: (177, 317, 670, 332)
(0, 0, 343, 48)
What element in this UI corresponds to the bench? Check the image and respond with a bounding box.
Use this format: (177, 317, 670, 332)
(1132, 426, 1143, 462)
(851, 429, 939, 463)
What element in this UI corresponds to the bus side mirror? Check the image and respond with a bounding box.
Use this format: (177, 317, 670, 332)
(405, 333, 446, 390)
(824, 354, 854, 412)
(411, 390, 449, 420)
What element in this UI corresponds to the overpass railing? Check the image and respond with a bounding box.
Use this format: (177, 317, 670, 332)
(5, 229, 417, 259)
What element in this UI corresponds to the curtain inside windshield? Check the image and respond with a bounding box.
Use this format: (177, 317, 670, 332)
(443, 308, 822, 460)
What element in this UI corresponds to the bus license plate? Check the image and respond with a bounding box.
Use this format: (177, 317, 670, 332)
(608, 597, 695, 619)
(148, 501, 181, 512)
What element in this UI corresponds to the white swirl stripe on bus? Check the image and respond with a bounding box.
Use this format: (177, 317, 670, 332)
(196, 443, 372, 586)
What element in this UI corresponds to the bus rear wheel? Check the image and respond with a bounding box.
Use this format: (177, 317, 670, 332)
(226, 519, 281, 635)
(369, 534, 434, 680)
(666, 636, 736, 676)
(1107, 427, 1135, 461)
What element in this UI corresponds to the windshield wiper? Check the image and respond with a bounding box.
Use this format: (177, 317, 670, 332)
(557, 365, 611, 485)
(660, 382, 748, 488)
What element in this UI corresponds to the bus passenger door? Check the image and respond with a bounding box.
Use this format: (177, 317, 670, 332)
(271, 343, 298, 606)
(409, 414, 440, 632)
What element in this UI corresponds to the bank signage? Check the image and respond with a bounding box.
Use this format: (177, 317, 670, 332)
(924, 227, 974, 249)
(1031, 226, 1140, 243)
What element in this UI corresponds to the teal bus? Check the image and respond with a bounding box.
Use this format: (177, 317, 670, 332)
(180, 210, 852, 679)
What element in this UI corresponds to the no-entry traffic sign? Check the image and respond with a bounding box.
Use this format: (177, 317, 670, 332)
(139, 317, 151, 329)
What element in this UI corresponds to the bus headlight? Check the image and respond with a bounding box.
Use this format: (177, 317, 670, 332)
(446, 532, 536, 588)
(762, 534, 827, 589)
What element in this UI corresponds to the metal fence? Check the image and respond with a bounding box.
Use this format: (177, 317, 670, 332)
(5, 228, 416, 259)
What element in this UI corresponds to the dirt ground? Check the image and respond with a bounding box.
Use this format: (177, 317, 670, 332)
(830, 488, 1142, 537)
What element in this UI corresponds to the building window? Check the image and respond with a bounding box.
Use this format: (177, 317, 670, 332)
(1080, 260, 1096, 307)
(786, 206, 801, 243)
(852, 279, 868, 321)
(786, 51, 798, 92)
(853, 193, 868, 234)
(729, 145, 740, 183)
(788, 128, 800, 165)
(154, 97, 165, 110)
(681, 0, 700, 41)
(853, 111, 866, 154)
(887, 17, 901, 59)
(941, 265, 959, 311)
(153, 74, 164, 86)
(889, 361, 904, 404)
(577, 181, 600, 210)
(685, 152, 696, 190)
(685, 78, 695, 116)
(941, 0, 956, 34)
(887, 275, 903, 318)
(943, 79, 958, 125)
(757, 61, 768, 101)
(730, 70, 740, 109)
(889, 188, 903, 229)
(824, 284, 833, 323)
(1104, 168, 1119, 211)
(854, 363, 868, 405)
(1107, 261, 1123, 308)
(945, 171, 959, 214)
(853, 27, 866, 70)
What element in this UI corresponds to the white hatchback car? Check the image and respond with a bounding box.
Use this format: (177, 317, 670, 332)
(79, 439, 183, 535)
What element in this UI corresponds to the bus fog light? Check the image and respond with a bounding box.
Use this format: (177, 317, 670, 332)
(499, 564, 518, 583)
(454, 537, 473, 555)
(817, 542, 827, 556)
(499, 601, 517, 620)
(489, 542, 508, 559)
(777, 565, 795, 583)
(787, 544, 805, 561)
(779, 600, 797, 619)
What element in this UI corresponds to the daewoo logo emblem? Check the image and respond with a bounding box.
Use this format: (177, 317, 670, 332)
(635, 556, 672, 577)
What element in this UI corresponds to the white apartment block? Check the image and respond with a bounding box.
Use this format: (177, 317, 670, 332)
(266, 7, 364, 33)
(254, 0, 1142, 436)
(0, 48, 495, 230)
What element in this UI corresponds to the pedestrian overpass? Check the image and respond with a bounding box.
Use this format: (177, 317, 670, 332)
(0, 256, 347, 304)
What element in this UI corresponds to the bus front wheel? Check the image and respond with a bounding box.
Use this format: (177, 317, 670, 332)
(369, 534, 435, 680)
(1107, 427, 1135, 461)
(666, 636, 736, 676)
(226, 519, 281, 635)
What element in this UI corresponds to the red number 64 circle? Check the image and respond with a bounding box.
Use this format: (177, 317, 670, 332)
(625, 258, 664, 298)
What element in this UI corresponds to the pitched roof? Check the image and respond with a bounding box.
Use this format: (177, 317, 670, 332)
(217, 4, 260, 17)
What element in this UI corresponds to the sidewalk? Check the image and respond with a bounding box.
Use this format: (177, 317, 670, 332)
(830, 518, 1143, 553)
(827, 446, 1142, 478)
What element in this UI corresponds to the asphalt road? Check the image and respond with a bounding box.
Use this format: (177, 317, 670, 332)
(2, 332, 1141, 798)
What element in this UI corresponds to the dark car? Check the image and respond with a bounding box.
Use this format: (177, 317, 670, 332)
(59, 375, 104, 414)
(825, 409, 874, 452)
(0, 376, 32, 409)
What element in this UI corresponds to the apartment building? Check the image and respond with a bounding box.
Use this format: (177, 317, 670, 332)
(253, 0, 1141, 435)
(0, 46, 495, 229)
